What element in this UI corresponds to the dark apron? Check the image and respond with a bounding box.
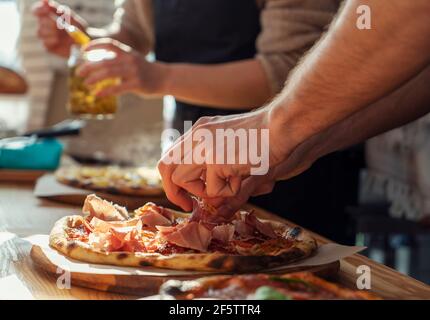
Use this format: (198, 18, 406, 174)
(153, 0, 261, 133)
(152, 0, 362, 244)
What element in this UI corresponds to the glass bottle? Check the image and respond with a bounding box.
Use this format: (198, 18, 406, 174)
(67, 45, 119, 119)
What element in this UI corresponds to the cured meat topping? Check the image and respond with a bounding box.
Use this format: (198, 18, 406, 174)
(70, 194, 291, 255)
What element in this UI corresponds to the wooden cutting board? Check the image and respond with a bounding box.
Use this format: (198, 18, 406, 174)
(30, 245, 340, 296)
(0, 169, 47, 183)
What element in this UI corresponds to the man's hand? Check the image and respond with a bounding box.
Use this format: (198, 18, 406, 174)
(33, 0, 88, 58)
(204, 146, 316, 217)
(204, 175, 276, 219)
(76, 38, 168, 97)
(157, 109, 287, 211)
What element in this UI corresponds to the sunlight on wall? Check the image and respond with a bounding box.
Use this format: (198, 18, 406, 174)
(0, 1, 20, 66)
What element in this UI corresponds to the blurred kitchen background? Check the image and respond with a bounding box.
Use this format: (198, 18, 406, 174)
(0, 0, 164, 167)
(0, 0, 429, 284)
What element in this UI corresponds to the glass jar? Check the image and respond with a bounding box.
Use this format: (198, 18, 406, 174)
(67, 45, 119, 119)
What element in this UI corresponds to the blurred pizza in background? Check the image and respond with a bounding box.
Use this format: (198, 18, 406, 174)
(0, 66, 28, 94)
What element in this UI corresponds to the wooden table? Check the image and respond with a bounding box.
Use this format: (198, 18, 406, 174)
(1, 182, 429, 300)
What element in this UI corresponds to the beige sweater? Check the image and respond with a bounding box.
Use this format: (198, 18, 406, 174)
(117, 0, 341, 95)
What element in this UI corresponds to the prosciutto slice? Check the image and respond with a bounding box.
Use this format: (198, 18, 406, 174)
(110, 226, 135, 238)
(89, 217, 113, 233)
(110, 227, 146, 253)
(88, 232, 123, 251)
(135, 203, 173, 227)
(244, 213, 277, 239)
(190, 197, 233, 225)
(88, 216, 140, 231)
(138, 209, 171, 227)
(86, 215, 146, 252)
(233, 219, 255, 238)
(158, 222, 212, 252)
(212, 224, 235, 243)
(83, 194, 128, 221)
(156, 225, 177, 235)
(234, 211, 277, 239)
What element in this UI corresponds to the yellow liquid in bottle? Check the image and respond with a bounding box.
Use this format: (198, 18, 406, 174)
(66, 25, 118, 119)
(65, 25, 91, 46)
(68, 66, 117, 118)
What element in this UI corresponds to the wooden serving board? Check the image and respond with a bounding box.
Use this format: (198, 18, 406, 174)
(31, 245, 340, 296)
(0, 169, 47, 183)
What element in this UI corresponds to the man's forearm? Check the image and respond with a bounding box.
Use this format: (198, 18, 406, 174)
(269, 0, 430, 158)
(277, 65, 430, 181)
(161, 59, 272, 109)
(86, 24, 150, 54)
(318, 66, 430, 157)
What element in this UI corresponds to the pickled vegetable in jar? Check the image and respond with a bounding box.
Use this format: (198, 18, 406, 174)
(68, 46, 120, 119)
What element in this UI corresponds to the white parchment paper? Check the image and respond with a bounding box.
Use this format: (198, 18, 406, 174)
(26, 234, 365, 277)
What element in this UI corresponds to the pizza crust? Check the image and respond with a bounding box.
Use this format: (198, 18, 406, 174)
(49, 214, 317, 272)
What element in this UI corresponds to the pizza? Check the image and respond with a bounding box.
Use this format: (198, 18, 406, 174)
(55, 165, 163, 197)
(159, 272, 380, 300)
(49, 194, 317, 272)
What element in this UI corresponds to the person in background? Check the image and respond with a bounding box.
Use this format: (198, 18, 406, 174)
(18, 0, 117, 130)
(157, 0, 430, 224)
(30, 0, 165, 167)
(34, 0, 361, 243)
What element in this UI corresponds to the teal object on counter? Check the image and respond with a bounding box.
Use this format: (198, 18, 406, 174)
(0, 137, 63, 170)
